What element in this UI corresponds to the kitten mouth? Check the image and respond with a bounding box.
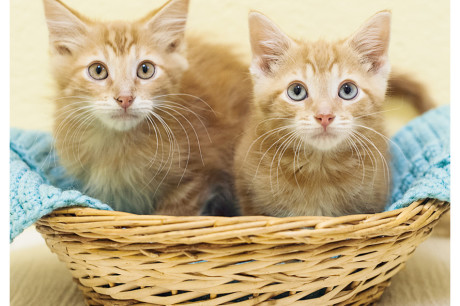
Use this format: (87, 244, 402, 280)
(313, 130, 336, 139)
(103, 112, 144, 131)
(111, 113, 139, 120)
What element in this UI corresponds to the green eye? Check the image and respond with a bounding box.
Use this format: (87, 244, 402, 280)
(339, 82, 358, 100)
(137, 61, 155, 79)
(287, 83, 308, 101)
(88, 62, 108, 80)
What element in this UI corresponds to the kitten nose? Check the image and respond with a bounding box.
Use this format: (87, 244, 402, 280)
(314, 114, 336, 128)
(116, 96, 134, 109)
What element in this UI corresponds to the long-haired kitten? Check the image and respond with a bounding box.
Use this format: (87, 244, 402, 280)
(235, 11, 398, 217)
(43, 0, 251, 215)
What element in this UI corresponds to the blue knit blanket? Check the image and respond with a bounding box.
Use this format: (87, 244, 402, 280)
(10, 106, 450, 242)
(387, 106, 450, 210)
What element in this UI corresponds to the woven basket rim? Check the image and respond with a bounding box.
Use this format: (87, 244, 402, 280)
(42, 198, 441, 220)
(37, 198, 449, 245)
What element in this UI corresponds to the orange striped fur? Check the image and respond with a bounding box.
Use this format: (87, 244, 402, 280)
(235, 11, 393, 217)
(44, 0, 251, 215)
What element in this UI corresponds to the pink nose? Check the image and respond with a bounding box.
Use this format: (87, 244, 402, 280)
(314, 114, 336, 129)
(116, 96, 134, 109)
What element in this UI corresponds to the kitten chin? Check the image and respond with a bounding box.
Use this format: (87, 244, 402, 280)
(44, 0, 251, 215)
(235, 11, 394, 217)
(97, 112, 146, 132)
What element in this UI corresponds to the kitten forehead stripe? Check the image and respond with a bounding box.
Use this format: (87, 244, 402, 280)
(103, 26, 138, 55)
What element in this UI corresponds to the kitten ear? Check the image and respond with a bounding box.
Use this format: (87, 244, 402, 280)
(248, 11, 296, 77)
(43, 0, 88, 56)
(143, 0, 189, 52)
(347, 11, 391, 74)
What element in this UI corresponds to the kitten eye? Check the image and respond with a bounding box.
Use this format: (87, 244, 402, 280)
(287, 83, 308, 101)
(338, 82, 358, 100)
(88, 62, 108, 80)
(137, 61, 155, 79)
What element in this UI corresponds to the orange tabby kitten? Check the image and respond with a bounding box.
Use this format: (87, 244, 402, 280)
(235, 11, 396, 217)
(44, 0, 250, 215)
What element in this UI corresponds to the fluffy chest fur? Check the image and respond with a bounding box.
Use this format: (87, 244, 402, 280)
(55, 121, 178, 213)
(236, 131, 389, 217)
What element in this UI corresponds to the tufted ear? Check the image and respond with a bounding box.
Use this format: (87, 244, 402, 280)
(248, 11, 296, 77)
(43, 0, 89, 56)
(347, 11, 391, 74)
(142, 0, 189, 53)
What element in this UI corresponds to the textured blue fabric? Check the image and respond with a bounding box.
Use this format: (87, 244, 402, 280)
(385, 105, 450, 210)
(10, 128, 112, 242)
(9, 106, 450, 242)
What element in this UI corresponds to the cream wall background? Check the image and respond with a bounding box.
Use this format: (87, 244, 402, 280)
(11, 0, 449, 134)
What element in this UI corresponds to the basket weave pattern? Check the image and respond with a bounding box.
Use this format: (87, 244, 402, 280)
(36, 198, 449, 305)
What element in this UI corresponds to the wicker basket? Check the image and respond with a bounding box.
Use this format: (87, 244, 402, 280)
(36, 198, 449, 306)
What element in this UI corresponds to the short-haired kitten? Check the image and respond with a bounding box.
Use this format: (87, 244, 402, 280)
(235, 11, 396, 217)
(44, 0, 251, 215)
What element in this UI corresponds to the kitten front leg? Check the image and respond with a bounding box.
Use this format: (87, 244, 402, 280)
(154, 172, 241, 216)
(153, 179, 205, 216)
(234, 174, 265, 216)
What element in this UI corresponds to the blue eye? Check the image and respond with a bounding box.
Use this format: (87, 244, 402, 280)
(339, 82, 358, 100)
(287, 83, 308, 101)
